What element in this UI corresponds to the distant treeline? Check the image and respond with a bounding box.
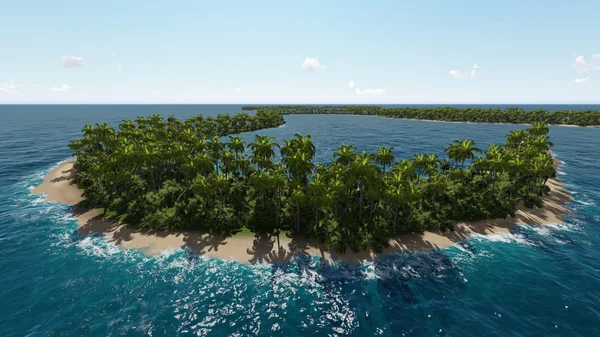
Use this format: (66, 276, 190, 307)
(242, 105, 600, 126)
(70, 109, 557, 253)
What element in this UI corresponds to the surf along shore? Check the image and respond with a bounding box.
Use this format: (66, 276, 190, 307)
(32, 159, 572, 264)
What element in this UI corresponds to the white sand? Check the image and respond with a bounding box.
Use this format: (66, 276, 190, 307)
(32, 159, 572, 263)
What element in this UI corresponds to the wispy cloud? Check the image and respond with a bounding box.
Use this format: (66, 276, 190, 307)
(0, 79, 20, 94)
(301, 56, 324, 72)
(355, 88, 386, 96)
(150, 89, 159, 95)
(349, 80, 385, 95)
(593, 53, 600, 60)
(117, 63, 124, 72)
(449, 70, 468, 79)
(573, 55, 598, 73)
(574, 77, 590, 84)
(49, 84, 71, 92)
(471, 64, 479, 77)
(35, 83, 71, 92)
(450, 64, 479, 79)
(59, 56, 84, 68)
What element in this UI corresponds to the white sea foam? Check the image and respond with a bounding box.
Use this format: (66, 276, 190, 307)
(574, 199, 595, 206)
(360, 260, 379, 280)
(471, 232, 534, 247)
(401, 265, 421, 279)
(77, 236, 121, 257)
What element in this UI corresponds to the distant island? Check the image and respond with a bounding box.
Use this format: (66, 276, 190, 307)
(242, 105, 600, 127)
(31, 109, 573, 262)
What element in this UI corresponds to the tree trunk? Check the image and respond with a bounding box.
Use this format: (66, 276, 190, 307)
(150, 168, 156, 193)
(176, 181, 193, 202)
(393, 203, 398, 235)
(275, 190, 280, 229)
(296, 201, 300, 232)
(359, 183, 364, 218)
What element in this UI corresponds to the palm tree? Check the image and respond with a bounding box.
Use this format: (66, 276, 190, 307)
(250, 135, 278, 172)
(385, 182, 405, 235)
(530, 135, 554, 151)
(227, 136, 246, 155)
(529, 122, 549, 137)
(351, 151, 380, 218)
(209, 136, 224, 173)
(375, 146, 395, 172)
(282, 150, 314, 184)
(333, 143, 357, 166)
(307, 173, 327, 230)
(446, 139, 481, 168)
(290, 185, 305, 232)
(293, 133, 316, 158)
(506, 130, 527, 148)
(269, 165, 288, 231)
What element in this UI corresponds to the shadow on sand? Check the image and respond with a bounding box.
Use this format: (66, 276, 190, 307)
(49, 159, 573, 265)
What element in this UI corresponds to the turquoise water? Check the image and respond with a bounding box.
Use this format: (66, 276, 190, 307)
(1, 105, 600, 336)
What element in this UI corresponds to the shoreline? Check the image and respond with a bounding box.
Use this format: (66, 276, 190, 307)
(32, 159, 572, 264)
(284, 113, 600, 128)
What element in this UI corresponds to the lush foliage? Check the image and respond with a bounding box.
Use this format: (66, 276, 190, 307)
(242, 105, 600, 126)
(70, 110, 556, 253)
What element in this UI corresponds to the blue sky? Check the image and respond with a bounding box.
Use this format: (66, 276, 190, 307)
(1, 0, 599, 104)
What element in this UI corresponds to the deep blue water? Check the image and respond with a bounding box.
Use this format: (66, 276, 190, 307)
(1, 105, 600, 336)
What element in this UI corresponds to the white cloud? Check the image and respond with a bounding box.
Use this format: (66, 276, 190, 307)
(150, 89, 159, 95)
(574, 77, 590, 84)
(355, 88, 386, 96)
(471, 64, 478, 77)
(35, 83, 71, 92)
(235, 88, 241, 92)
(449, 70, 468, 79)
(450, 64, 480, 78)
(117, 63, 124, 72)
(348, 80, 356, 89)
(301, 56, 323, 72)
(48, 84, 71, 92)
(573, 55, 598, 73)
(285, 73, 290, 77)
(593, 53, 600, 60)
(0, 79, 20, 94)
(59, 56, 84, 68)
(570, 52, 578, 57)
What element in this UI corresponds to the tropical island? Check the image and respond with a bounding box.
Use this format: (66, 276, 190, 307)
(33, 109, 572, 262)
(242, 105, 600, 127)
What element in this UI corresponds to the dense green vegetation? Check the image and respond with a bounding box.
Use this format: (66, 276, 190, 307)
(242, 105, 600, 126)
(69, 110, 557, 253)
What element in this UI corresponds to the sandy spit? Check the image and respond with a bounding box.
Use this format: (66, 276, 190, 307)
(32, 159, 572, 264)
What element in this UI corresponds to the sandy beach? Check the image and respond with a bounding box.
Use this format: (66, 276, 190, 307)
(327, 113, 600, 128)
(32, 159, 572, 264)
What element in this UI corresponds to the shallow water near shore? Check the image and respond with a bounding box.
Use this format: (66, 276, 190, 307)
(1, 104, 600, 336)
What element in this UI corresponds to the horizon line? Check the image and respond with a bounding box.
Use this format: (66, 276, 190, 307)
(2, 102, 600, 105)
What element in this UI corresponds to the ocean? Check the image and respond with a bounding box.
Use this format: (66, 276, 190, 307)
(1, 104, 599, 336)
